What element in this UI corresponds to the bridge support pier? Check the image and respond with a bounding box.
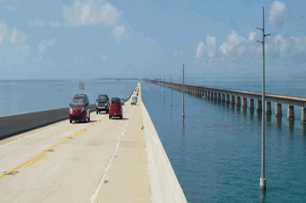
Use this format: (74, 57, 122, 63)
(275, 103, 282, 117)
(226, 94, 230, 103)
(214, 92, 217, 100)
(301, 108, 306, 123)
(221, 94, 225, 102)
(287, 105, 295, 120)
(210, 91, 213, 99)
(230, 95, 235, 105)
(266, 101, 272, 114)
(256, 100, 262, 112)
(236, 96, 241, 107)
(217, 93, 221, 101)
(242, 97, 247, 108)
(249, 99, 254, 110)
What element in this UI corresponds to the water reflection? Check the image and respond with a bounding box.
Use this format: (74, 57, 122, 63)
(260, 189, 266, 203)
(275, 117, 282, 131)
(266, 114, 272, 130)
(287, 120, 295, 137)
(257, 111, 262, 123)
(301, 123, 306, 136)
(242, 107, 247, 118)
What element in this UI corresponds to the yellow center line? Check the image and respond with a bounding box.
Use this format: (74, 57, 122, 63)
(26, 154, 47, 167)
(0, 115, 107, 179)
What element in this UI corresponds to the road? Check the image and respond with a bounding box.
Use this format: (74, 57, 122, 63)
(0, 82, 150, 203)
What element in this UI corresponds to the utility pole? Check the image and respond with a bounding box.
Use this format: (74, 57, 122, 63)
(256, 6, 270, 191)
(182, 64, 184, 117)
(171, 74, 172, 106)
(164, 76, 165, 100)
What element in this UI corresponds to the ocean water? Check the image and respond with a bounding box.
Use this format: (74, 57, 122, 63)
(141, 78, 306, 203)
(0, 79, 137, 117)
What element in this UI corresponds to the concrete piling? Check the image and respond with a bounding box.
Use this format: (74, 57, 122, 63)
(236, 96, 241, 107)
(221, 94, 225, 102)
(226, 94, 230, 103)
(256, 100, 262, 112)
(265, 101, 271, 115)
(287, 105, 294, 120)
(231, 95, 235, 105)
(275, 103, 282, 117)
(214, 92, 217, 100)
(242, 97, 247, 108)
(301, 108, 306, 123)
(217, 93, 221, 101)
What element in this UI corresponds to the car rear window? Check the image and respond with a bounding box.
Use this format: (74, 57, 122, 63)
(111, 98, 120, 104)
(98, 95, 107, 102)
(71, 97, 85, 105)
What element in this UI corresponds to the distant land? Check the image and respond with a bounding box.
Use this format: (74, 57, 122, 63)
(96, 78, 139, 80)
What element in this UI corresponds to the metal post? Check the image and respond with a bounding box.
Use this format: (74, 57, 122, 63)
(171, 74, 172, 106)
(182, 64, 184, 117)
(164, 76, 165, 100)
(257, 7, 270, 191)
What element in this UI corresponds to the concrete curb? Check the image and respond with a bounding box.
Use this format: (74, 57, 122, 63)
(141, 97, 187, 202)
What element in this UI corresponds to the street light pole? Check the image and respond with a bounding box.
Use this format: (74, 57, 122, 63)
(171, 74, 172, 106)
(257, 6, 270, 191)
(182, 64, 184, 117)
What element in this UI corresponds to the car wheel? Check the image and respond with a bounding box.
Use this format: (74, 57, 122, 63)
(70, 120, 72, 123)
(109, 116, 112, 119)
(120, 115, 123, 119)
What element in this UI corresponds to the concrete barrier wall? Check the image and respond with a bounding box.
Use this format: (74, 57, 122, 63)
(0, 82, 138, 140)
(141, 102, 187, 203)
(0, 104, 95, 140)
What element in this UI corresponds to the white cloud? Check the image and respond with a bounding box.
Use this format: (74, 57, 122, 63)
(49, 21, 61, 28)
(249, 32, 256, 41)
(113, 25, 127, 42)
(100, 54, 107, 60)
(195, 42, 206, 59)
(0, 23, 30, 70)
(38, 38, 56, 55)
(6, 5, 18, 11)
(268, 1, 289, 27)
(194, 30, 306, 77)
(29, 19, 46, 27)
(206, 35, 218, 58)
(63, 0, 120, 27)
(220, 31, 247, 56)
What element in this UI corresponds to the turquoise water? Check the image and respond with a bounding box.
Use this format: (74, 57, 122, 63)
(141, 80, 306, 202)
(0, 79, 137, 117)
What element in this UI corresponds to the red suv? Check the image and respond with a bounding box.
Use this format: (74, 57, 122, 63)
(109, 97, 123, 119)
(69, 94, 90, 123)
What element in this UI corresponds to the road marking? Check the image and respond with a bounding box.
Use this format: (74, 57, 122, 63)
(26, 154, 47, 167)
(0, 115, 107, 180)
(89, 104, 136, 203)
(0, 123, 65, 149)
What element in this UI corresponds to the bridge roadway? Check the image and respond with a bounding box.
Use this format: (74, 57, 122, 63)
(0, 82, 150, 202)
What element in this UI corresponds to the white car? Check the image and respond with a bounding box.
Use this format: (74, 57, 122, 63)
(131, 95, 137, 105)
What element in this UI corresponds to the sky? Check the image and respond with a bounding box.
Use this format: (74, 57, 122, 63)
(0, 0, 305, 80)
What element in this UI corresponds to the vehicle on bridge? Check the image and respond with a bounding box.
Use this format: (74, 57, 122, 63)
(96, 94, 109, 114)
(131, 95, 137, 105)
(69, 94, 90, 123)
(120, 98, 125, 105)
(109, 97, 123, 119)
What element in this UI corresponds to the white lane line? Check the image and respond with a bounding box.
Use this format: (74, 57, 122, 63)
(89, 105, 136, 203)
